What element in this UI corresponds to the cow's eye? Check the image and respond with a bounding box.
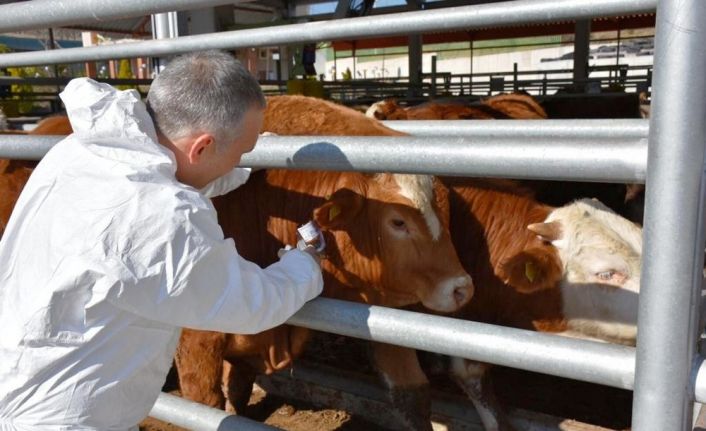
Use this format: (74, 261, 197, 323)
(595, 270, 628, 285)
(391, 219, 406, 229)
(596, 271, 614, 280)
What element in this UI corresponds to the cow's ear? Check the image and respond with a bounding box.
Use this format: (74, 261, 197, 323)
(498, 247, 563, 293)
(313, 188, 364, 230)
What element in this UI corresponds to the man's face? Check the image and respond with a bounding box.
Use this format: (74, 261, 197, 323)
(202, 106, 264, 184)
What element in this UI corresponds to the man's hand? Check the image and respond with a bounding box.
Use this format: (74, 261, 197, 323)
(299, 244, 321, 265)
(277, 243, 322, 266)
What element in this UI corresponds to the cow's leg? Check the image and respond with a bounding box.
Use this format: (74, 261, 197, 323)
(372, 342, 432, 431)
(223, 358, 258, 414)
(222, 361, 236, 413)
(450, 358, 516, 431)
(175, 329, 227, 409)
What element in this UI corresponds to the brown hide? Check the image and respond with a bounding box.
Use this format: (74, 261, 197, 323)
(264, 95, 406, 136)
(481, 93, 548, 119)
(0, 159, 34, 236)
(370, 93, 548, 121)
(213, 169, 461, 308)
(442, 177, 566, 332)
(366, 93, 643, 224)
(29, 115, 74, 135)
(177, 96, 471, 415)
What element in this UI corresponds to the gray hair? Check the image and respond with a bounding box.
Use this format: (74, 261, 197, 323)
(146, 50, 266, 151)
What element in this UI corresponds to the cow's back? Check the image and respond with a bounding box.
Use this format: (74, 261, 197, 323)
(265, 95, 405, 136)
(482, 93, 548, 119)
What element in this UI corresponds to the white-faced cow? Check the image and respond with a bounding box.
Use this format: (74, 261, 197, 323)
(443, 177, 642, 431)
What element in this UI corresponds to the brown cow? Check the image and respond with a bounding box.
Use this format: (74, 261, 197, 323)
(177, 96, 474, 430)
(208, 98, 642, 431)
(365, 93, 548, 121)
(365, 93, 645, 224)
(258, 99, 640, 429)
(265, 94, 407, 136)
(443, 177, 642, 431)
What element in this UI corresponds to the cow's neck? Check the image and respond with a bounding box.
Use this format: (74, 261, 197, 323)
(449, 179, 551, 278)
(447, 179, 565, 330)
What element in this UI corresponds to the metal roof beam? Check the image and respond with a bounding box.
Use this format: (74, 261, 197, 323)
(0, 0, 658, 67)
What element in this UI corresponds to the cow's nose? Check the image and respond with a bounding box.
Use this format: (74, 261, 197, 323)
(453, 275, 474, 307)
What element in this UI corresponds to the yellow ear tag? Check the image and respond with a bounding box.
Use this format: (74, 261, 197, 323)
(328, 205, 341, 221)
(525, 261, 537, 283)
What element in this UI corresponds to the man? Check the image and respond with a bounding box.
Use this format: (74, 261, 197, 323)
(0, 50, 323, 430)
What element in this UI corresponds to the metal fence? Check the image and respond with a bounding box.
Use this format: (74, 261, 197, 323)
(0, 63, 649, 112)
(1, 0, 704, 430)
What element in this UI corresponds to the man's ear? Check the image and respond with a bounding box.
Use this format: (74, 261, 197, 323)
(498, 247, 563, 293)
(313, 188, 364, 230)
(186, 133, 216, 164)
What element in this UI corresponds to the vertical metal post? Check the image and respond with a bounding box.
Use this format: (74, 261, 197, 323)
(513, 62, 518, 92)
(47, 28, 60, 112)
(573, 19, 591, 91)
(151, 11, 178, 74)
(615, 26, 622, 72)
(333, 48, 338, 81)
(352, 42, 356, 80)
(632, 0, 706, 430)
(542, 73, 547, 95)
(469, 40, 474, 95)
(431, 54, 437, 98)
(408, 34, 422, 98)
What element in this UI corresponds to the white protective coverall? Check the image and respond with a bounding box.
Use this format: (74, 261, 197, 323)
(0, 78, 323, 430)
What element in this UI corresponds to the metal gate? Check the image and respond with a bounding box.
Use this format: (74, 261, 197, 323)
(1, 0, 705, 430)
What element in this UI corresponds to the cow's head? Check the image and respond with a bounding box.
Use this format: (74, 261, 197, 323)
(527, 198, 642, 344)
(365, 99, 407, 121)
(313, 173, 473, 313)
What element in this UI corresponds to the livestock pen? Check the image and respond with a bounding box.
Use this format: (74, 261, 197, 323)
(0, 0, 704, 430)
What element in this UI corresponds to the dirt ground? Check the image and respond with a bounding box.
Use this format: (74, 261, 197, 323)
(140, 385, 386, 431)
(141, 332, 632, 431)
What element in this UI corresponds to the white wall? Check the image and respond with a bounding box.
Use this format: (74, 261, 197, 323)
(324, 42, 653, 89)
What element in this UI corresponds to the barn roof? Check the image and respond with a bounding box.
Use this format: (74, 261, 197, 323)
(0, 0, 655, 51)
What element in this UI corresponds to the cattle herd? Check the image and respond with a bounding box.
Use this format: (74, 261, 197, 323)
(0, 93, 647, 431)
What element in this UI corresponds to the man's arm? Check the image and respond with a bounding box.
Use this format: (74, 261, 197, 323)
(104, 210, 323, 334)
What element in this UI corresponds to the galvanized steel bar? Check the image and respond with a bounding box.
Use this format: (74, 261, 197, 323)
(0, 134, 648, 183)
(149, 392, 278, 430)
(382, 119, 649, 139)
(0, 0, 657, 67)
(0, 136, 61, 160)
(0, 0, 242, 33)
(200, 135, 648, 183)
(631, 0, 706, 429)
(288, 299, 706, 403)
(288, 298, 636, 390)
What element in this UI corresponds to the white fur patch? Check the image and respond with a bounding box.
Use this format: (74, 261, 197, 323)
(365, 101, 386, 118)
(392, 174, 442, 241)
(546, 198, 643, 345)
